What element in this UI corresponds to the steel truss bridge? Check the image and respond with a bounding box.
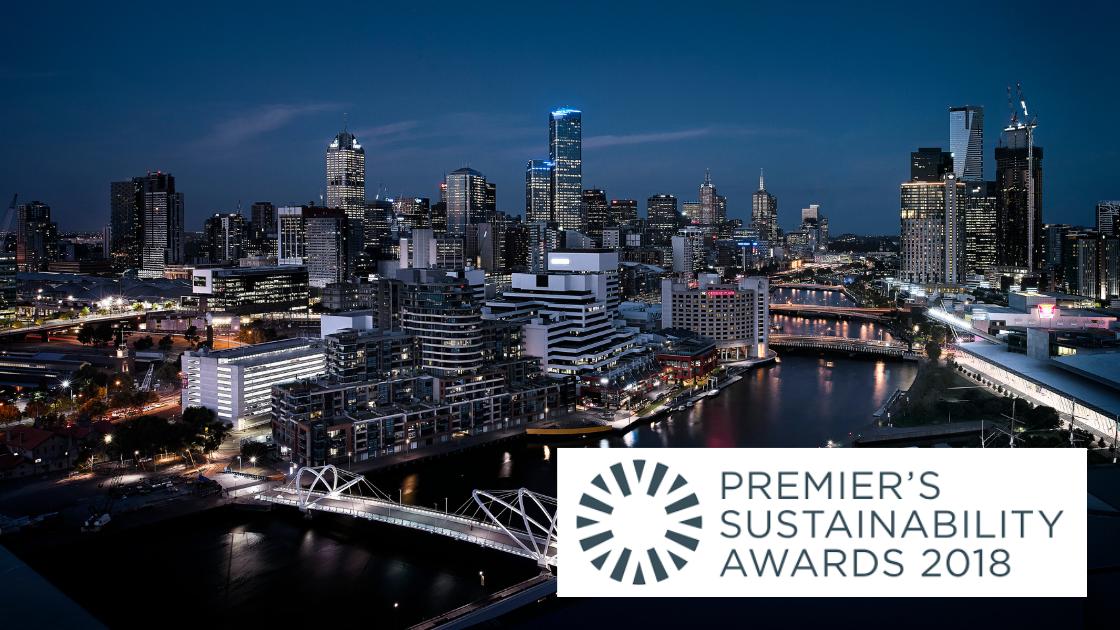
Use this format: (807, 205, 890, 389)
(770, 334, 920, 360)
(255, 465, 557, 567)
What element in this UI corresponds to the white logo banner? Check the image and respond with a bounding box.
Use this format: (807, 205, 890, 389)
(557, 448, 1085, 597)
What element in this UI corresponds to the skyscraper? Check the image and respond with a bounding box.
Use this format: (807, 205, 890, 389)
(203, 212, 247, 264)
(249, 201, 277, 256)
(899, 151, 966, 286)
(445, 167, 488, 236)
(698, 170, 725, 225)
(582, 189, 608, 239)
(326, 129, 366, 222)
(1097, 201, 1120, 237)
(525, 160, 553, 223)
(16, 201, 58, 272)
(910, 148, 954, 182)
(751, 170, 779, 244)
(138, 172, 184, 279)
(964, 182, 998, 274)
(647, 194, 679, 242)
(995, 121, 1043, 271)
(608, 199, 638, 226)
(549, 108, 582, 231)
(109, 179, 142, 270)
(949, 105, 984, 182)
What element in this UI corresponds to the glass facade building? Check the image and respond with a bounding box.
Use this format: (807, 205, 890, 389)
(525, 159, 553, 223)
(549, 108, 583, 231)
(445, 167, 487, 236)
(326, 130, 366, 223)
(949, 105, 984, 182)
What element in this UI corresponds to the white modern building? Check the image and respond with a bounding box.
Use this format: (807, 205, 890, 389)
(661, 273, 770, 361)
(483, 250, 642, 377)
(181, 338, 326, 429)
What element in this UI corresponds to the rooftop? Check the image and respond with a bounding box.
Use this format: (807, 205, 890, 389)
(956, 341, 1120, 418)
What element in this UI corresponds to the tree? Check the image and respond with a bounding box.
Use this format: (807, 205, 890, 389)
(181, 406, 228, 455)
(183, 325, 199, 345)
(158, 334, 174, 351)
(77, 324, 95, 345)
(156, 360, 180, 385)
(925, 340, 942, 362)
(93, 322, 114, 346)
(240, 441, 272, 462)
(1022, 405, 1060, 432)
(0, 404, 20, 423)
(133, 335, 155, 351)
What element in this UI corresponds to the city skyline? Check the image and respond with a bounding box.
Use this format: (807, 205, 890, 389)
(4, 3, 1118, 234)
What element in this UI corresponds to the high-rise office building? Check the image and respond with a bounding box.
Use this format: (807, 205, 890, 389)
(109, 180, 142, 270)
(964, 182, 998, 274)
(752, 170, 779, 245)
(910, 148, 954, 182)
(484, 182, 497, 220)
(445, 167, 488, 236)
(326, 129, 366, 222)
(549, 108, 583, 231)
(608, 199, 638, 226)
(395, 197, 431, 232)
(647, 194, 680, 243)
(682, 201, 701, 224)
(1097, 201, 1120, 237)
(697, 170, 725, 225)
(995, 123, 1043, 271)
(303, 208, 353, 288)
(138, 172, 184, 279)
(582, 189, 608, 239)
(899, 151, 967, 286)
(525, 160, 553, 223)
(949, 106, 984, 182)
(203, 213, 247, 264)
(16, 201, 58, 272)
(249, 201, 276, 256)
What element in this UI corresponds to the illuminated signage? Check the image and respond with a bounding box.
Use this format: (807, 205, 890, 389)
(1036, 303, 1057, 319)
(550, 257, 571, 265)
(705, 290, 736, 297)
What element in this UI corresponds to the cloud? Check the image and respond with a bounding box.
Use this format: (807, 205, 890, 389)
(351, 120, 420, 141)
(196, 102, 340, 148)
(583, 128, 714, 149)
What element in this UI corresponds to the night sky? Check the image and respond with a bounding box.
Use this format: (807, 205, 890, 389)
(3, 1, 1118, 234)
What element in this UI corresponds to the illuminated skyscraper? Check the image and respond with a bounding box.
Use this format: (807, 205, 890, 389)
(697, 169, 725, 225)
(445, 167, 488, 236)
(995, 122, 1043, 271)
(1096, 200, 1119, 237)
(647, 194, 679, 244)
(609, 199, 638, 227)
(15, 200, 57, 272)
(899, 150, 966, 286)
(138, 172, 184, 279)
(582, 189, 608, 239)
(525, 160, 553, 223)
(949, 105, 984, 182)
(326, 129, 366, 222)
(110, 179, 142, 270)
(964, 181, 998, 274)
(549, 108, 582, 231)
(751, 170, 778, 244)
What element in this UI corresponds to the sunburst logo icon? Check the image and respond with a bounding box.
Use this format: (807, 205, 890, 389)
(575, 459, 702, 585)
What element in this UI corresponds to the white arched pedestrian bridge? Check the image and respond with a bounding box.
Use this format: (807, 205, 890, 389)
(255, 465, 558, 567)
